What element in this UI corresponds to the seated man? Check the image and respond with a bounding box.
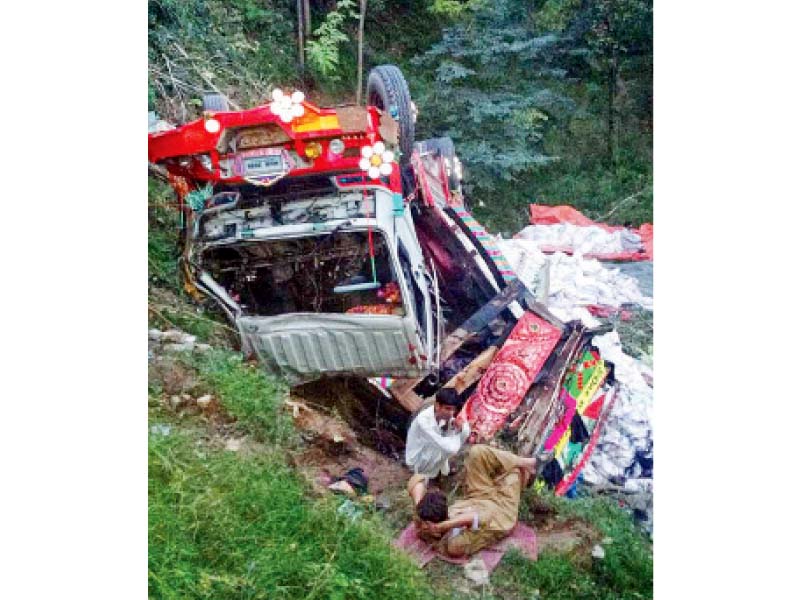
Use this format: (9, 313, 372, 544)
(405, 387, 470, 479)
(407, 444, 540, 558)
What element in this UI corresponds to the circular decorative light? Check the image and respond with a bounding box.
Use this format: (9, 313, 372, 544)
(329, 138, 345, 155)
(358, 142, 395, 179)
(270, 89, 305, 123)
(304, 141, 323, 159)
(204, 118, 221, 133)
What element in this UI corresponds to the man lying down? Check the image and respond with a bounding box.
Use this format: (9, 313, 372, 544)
(407, 444, 542, 558)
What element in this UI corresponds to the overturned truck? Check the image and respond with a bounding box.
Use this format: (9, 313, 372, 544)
(148, 65, 619, 494)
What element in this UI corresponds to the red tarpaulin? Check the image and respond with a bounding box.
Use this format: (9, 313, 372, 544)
(526, 205, 653, 262)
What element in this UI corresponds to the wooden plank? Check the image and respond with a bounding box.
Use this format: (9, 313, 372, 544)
(442, 346, 498, 394)
(390, 279, 531, 406)
(395, 389, 424, 413)
(517, 326, 586, 456)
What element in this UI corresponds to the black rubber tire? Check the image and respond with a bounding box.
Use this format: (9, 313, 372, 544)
(202, 93, 229, 112)
(366, 65, 415, 163)
(417, 137, 463, 195)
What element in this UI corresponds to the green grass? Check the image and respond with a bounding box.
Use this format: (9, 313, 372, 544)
(149, 349, 438, 600)
(148, 175, 234, 345)
(148, 346, 652, 600)
(149, 431, 437, 600)
(490, 491, 653, 600)
(193, 350, 295, 444)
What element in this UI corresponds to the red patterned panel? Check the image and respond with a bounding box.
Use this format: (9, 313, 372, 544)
(460, 312, 561, 441)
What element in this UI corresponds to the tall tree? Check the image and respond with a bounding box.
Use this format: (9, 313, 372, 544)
(356, 0, 367, 104)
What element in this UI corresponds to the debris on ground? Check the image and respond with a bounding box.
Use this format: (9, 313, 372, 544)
(496, 219, 653, 523)
(591, 544, 606, 560)
(464, 557, 490, 585)
(195, 394, 214, 408)
(150, 423, 171, 437)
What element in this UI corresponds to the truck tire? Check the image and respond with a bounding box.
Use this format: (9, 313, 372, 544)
(202, 93, 230, 112)
(367, 65, 415, 163)
(417, 137, 464, 197)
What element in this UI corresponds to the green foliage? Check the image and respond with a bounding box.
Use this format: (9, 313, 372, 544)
(149, 352, 437, 600)
(409, 0, 575, 223)
(148, 176, 181, 288)
(193, 350, 294, 444)
(306, 0, 358, 81)
(494, 492, 653, 599)
(149, 431, 437, 600)
(148, 0, 298, 122)
(426, 0, 486, 18)
(404, 0, 652, 232)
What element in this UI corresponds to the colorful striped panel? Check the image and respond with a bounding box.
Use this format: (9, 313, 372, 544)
(451, 206, 517, 282)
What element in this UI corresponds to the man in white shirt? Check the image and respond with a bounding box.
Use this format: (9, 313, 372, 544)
(405, 387, 471, 479)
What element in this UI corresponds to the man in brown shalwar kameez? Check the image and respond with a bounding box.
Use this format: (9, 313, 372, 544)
(407, 444, 541, 557)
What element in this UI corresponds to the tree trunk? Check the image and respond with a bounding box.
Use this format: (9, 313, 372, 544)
(297, 0, 305, 71)
(607, 50, 618, 167)
(303, 0, 311, 36)
(356, 0, 367, 104)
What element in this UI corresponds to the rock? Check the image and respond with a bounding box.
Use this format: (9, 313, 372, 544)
(328, 480, 357, 497)
(464, 557, 490, 586)
(195, 343, 212, 352)
(163, 342, 196, 353)
(196, 394, 213, 408)
(169, 395, 182, 409)
(225, 438, 243, 452)
(591, 544, 606, 560)
(148, 329, 163, 341)
(161, 329, 185, 342)
(336, 499, 363, 521)
(150, 423, 171, 436)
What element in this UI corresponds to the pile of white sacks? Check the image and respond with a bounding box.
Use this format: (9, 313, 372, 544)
(496, 237, 653, 491)
(498, 238, 653, 328)
(516, 222, 643, 256)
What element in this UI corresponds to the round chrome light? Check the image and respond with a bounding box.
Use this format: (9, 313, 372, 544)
(204, 118, 221, 133)
(329, 138, 345, 155)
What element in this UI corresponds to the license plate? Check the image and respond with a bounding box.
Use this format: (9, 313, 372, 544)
(234, 148, 291, 178)
(244, 153, 285, 175)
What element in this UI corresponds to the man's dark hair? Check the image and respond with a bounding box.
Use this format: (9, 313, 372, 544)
(435, 387, 461, 408)
(417, 489, 448, 523)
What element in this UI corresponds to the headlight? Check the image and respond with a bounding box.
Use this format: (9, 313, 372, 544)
(198, 154, 213, 172)
(329, 138, 345, 155)
(204, 118, 221, 133)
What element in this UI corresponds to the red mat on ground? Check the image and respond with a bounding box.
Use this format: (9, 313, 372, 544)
(393, 522, 538, 570)
(527, 204, 653, 261)
(460, 312, 561, 442)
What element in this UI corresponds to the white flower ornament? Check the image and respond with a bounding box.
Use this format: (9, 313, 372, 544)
(269, 89, 305, 123)
(359, 142, 395, 179)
